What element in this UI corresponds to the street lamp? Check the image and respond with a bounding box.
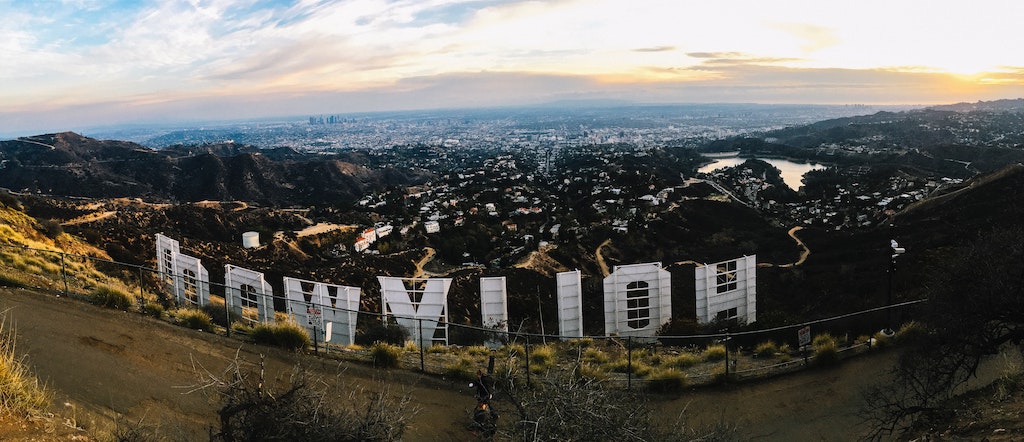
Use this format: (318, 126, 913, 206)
(881, 239, 905, 336)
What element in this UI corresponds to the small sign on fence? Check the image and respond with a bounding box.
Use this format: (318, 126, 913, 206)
(798, 325, 811, 347)
(307, 307, 322, 326)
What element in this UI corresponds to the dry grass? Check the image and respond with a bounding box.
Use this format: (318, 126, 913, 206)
(0, 313, 50, 416)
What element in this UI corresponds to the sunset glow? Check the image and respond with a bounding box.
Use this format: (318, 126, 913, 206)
(1, 0, 1023, 135)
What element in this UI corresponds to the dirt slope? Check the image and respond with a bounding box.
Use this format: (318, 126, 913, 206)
(4, 286, 1011, 441)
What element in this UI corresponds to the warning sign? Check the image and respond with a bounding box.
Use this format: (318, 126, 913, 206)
(307, 307, 322, 326)
(798, 326, 811, 347)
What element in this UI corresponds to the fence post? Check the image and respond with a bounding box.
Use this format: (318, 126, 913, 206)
(137, 266, 144, 305)
(627, 336, 633, 390)
(525, 334, 531, 387)
(224, 289, 232, 338)
(59, 252, 69, 296)
(418, 318, 425, 372)
(724, 330, 730, 377)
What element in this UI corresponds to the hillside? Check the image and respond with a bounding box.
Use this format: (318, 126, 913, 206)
(0, 132, 429, 206)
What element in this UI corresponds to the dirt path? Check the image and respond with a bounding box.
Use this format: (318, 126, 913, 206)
(595, 239, 612, 277)
(4, 287, 1012, 441)
(0, 288, 470, 441)
(411, 247, 436, 278)
(778, 226, 810, 268)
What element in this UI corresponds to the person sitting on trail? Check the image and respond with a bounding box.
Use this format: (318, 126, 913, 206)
(475, 370, 495, 400)
(475, 370, 499, 420)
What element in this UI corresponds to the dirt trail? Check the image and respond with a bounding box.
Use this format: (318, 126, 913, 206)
(3, 287, 1012, 441)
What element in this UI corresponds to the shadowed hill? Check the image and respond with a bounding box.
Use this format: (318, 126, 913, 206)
(0, 132, 429, 206)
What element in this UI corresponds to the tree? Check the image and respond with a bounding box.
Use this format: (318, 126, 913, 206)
(861, 227, 1024, 440)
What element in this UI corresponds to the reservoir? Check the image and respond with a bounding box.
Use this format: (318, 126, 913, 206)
(698, 153, 826, 190)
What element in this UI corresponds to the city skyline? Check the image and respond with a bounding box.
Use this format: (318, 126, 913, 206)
(2, 0, 1024, 137)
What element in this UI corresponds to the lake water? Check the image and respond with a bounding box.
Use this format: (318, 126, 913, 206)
(698, 153, 826, 190)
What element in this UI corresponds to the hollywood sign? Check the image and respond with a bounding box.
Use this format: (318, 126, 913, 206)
(156, 234, 756, 343)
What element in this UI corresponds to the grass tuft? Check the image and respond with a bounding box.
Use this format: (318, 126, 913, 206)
(89, 286, 134, 310)
(370, 342, 402, 368)
(0, 314, 50, 415)
(250, 321, 311, 350)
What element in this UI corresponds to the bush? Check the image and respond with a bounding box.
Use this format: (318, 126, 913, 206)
(574, 363, 610, 382)
(528, 344, 557, 373)
(210, 360, 415, 441)
(169, 308, 214, 331)
(142, 302, 165, 318)
(894, 321, 927, 344)
(426, 344, 448, 354)
(370, 342, 402, 368)
(250, 321, 311, 350)
(466, 345, 491, 356)
(0, 273, 27, 288)
(703, 344, 727, 362)
(812, 334, 839, 366)
(443, 356, 478, 380)
(89, 286, 133, 310)
(357, 322, 409, 346)
(606, 358, 653, 377)
(582, 347, 610, 364)
(202, 301, 238, 328)
(0, 314, 49, 415)
(500, 343, 525, 358)
(661, 352, 700, 369)
(646, 368, 688, 394)
(754, 341, 779, 358)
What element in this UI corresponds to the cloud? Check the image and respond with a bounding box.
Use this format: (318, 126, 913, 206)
(633, 46, 677, 53)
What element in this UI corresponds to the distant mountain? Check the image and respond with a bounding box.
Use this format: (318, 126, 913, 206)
(927, 98, 1024, 113)
(0, 132, 429, 206)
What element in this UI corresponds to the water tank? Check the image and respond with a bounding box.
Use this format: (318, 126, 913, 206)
(242, 231, 259, 249)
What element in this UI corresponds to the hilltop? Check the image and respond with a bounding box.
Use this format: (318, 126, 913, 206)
(0, 132, 429, 206)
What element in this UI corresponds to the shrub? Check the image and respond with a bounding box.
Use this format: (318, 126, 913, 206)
(703, 344, 727, 362)
(142, 302, 165, 318)
(500, 343, 525, 358)
(574, 363, 610, 382)
(582, 347, 610, 364)
(754, 341, 779, 358)
(812, 334, 839, 366)
(443, 356, 478, 380)
(169, 308, 215, 331)
(370, 342, 402, 368)
(357, 322, 409, 346)
(89, 286, 133, 310)
(0, 273, 27, 288)
(466, 345, 491, 356)
(646, 368, 688, 394)
(426, 344, 448, 354)
(0, 314, 49, 415)
(661, 352, 700, 369)
(203, 301, 238, 328)
(606, 358, 653, 377)
(528, 344, 557, 373)
(894, 321, 927, 344)
(251, 321, 311, 350)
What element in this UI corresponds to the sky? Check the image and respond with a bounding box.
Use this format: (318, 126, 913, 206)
(2, 0, 1024, 136)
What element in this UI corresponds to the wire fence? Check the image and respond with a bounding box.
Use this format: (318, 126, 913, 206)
(0, 241, 925, 389)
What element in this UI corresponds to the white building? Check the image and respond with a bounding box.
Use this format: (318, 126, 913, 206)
(424, 220, 440, 234)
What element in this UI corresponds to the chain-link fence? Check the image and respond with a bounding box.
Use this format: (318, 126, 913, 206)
(0, 242, 925, 389)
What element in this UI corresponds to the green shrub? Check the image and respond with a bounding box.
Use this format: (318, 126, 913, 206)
(142, 302, 165, 318)
(646, 368, 688, 394)
(500, 343, 525, 358)
(370, 342, 402, 368)
(702, 345, 727, 362)
(202, 302, 238, 328)
(466, 345, 491, 356)
(250, 321, 311, 350)
(812, 334, 839, 366)
(169, 308, 214, 331)
(0, 273, 27, 288)
(443, 356, 478, 380)
(606, 358, 653, 377)
(528, 344, 557, 373)
(582, 347, 610, 364)
(574, 363, 609, 382)
(661, 353, 699, 369)
(89, 286, 133, 310)
(357, 322, 409, 346)
(754, 341, 779, 358)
